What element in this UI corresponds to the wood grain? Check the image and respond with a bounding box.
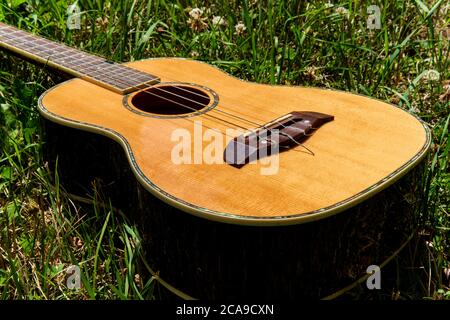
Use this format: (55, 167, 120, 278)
(39, 58, 430, 221)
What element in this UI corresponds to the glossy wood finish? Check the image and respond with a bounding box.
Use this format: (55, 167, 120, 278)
(38, 58, 430, 224)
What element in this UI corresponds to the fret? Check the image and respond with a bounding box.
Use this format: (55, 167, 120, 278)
(110, 64, 154, 79)
(0, 33, 18, 40)
(81, 63, 106, 77)
(24, 40, 57, 52)
(74, 54, 102, 64)
(0, 28, 20, 36)
(0, 22, 160, 93)
(125, 71, 156, 82)
(33, 39, 50, 46)
(87, 64, 156, 90)
(104, 80, 132, 88)
(119, 74, 156, 87)
(50, 47, 79, 58)
(57, 49, 158, 88)
(45, 51, 76, 61)
(64, 59, 132, 86)
(42, 43, 60, 50)
(64, 59, 104, 71)
(12, 39, 46, 54)
(72, 60, 105, 71)
(53, 53, 91, 65)
(80, 62, 119, 76)
(87, 64, 139, 82)
(85, 67, 134, 86)
(13, 42, 62, 62)
(114, 67, 144, 78)
(58, 49, 92, 61)
(81, 62, 142, 86)
(38, 47, 65, 58)
(94, 74, 131, 88)
(88, 70, 139, 88)
(109, 75, 154, 90)
(68, 55, 106, 69)
(5, 34, 40, 47)
(62, 61, 104, 73)
(48, 53, 91, 66)
(1, 32, 28, 41)
(49, 47, 103, 61)
(0, 34, 28, 44)
(112, 71, 137, 82)
(107, 67, 157, 86)
(2, 31, 30, 42)
(37, 48, 62, 57)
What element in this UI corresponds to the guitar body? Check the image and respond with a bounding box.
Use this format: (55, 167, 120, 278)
(39, 58, 430, 224)
(39, 58, 430, 298)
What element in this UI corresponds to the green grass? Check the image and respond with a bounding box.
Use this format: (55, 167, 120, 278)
(0, 0, 449, 299)
(0, 68, 156, 299)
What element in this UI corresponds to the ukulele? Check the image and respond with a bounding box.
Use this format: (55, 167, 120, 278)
(0, 22, 431, 298)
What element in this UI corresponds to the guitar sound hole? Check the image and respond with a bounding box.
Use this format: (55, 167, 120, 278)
(130, 84, 212, 116)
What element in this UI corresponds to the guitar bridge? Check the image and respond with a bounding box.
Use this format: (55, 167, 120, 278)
(223, 111, 334, 168)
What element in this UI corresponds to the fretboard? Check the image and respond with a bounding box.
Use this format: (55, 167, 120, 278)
(0, 22, 160, 94)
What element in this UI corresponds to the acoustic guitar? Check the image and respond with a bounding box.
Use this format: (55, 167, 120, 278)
(0, 22, 431, 299)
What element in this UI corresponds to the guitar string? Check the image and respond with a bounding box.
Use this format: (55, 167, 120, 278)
(40, 49, 253, 131)
(33, 35, 317, 155)
(81, 68, 315, 155)
(68, 54, 273, 130)
(55, 49, 315, 154)
(0, 29, 317, 197)
(0, 27, 309, 133)
(0, 29, 239, 135)
(112, 76, 314, 155)
(0, 31, 281, 153)
(153, 72, 297, 124)
(0, 28, 313, 137)
(81, 65, 315, 154)
(72, 55, 314, 144)
(0, 27, 315, 154)
(139, 77, 316, 137)
(1, 27, 284, 127)
(132, 83, 315, 154)
(1, 38, 326, 205)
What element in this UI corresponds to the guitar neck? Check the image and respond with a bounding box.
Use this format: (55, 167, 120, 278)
(0, 22, 159, 94)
